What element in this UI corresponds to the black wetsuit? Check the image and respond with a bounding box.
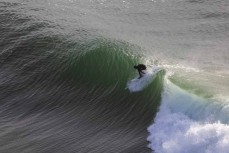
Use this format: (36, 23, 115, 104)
(134, 64, 146, 79)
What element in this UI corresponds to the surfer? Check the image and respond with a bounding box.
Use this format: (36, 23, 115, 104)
(134, 64, 146, 79)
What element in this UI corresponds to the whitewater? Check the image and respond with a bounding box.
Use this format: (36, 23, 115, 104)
(148, 73, 229, 153)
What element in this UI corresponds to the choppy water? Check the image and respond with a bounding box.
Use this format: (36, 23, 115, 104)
(0, 0, 229, 153)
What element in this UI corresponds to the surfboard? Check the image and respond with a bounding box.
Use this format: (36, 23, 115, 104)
(127, 67, 162, 92)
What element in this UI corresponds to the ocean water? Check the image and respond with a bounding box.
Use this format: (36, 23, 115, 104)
(0, 0, 229, 153)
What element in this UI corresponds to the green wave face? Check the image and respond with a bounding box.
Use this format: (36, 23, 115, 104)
(63, 39, 141, 88)
(169, 73, 214, 99)
(50, 38, 166, 117)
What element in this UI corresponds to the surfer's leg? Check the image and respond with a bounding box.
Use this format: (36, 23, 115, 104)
(138, 71, 142, 79)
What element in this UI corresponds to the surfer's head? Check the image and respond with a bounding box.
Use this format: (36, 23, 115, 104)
(134, 64, 146, 70)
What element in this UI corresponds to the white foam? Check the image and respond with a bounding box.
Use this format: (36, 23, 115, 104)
(147, 79, 229, 153)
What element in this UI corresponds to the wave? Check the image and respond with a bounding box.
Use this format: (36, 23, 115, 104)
(53, 38, 166, 121)
(0, 12, 166, 151)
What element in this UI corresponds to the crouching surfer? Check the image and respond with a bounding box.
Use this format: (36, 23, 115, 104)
(134, 64, 147, 79)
